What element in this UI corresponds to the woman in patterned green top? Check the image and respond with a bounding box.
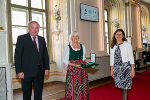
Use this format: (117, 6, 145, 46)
(63, 31, 90, 100)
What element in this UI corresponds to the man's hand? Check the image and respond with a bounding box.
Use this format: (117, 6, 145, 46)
(17, 72, 24, 79)
(45, 70, 49, 76)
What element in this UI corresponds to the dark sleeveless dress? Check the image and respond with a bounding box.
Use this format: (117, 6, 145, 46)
(113, 44, 132, 89)
(65, 44, 89, 100)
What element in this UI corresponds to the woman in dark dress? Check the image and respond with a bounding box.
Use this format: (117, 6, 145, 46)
(63, 31, 90, 100)
(110, 29, 135, 100)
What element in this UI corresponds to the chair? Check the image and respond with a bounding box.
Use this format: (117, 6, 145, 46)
(135, 59, 141, 71)
(146, 62, 150, 71)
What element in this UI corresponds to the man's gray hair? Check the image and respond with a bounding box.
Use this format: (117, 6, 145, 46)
(28, 21, 40, 28)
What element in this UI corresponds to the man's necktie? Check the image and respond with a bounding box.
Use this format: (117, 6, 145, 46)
(33, 37, 38, 52)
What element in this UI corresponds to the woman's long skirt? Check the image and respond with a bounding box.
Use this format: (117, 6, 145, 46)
(114, 61, 132, 89)
(114, 45, 132, 90)
(65, 60, 89, 100)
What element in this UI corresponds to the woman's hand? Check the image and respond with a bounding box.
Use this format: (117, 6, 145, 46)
(84, 59, 91, 63)
(130, 64, 135, 78)
(75, 64, 81, 68)
(130, 69, 135, 78)
(111, 70, 114, 78)
(110, 66, 114, 78)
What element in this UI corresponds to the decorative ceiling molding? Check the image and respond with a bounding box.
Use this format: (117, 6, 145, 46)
(140, 0, 150, 4)
(130, 0, 140, 5)
(105, 0, 118, 6)
(132, 0, 150, 4)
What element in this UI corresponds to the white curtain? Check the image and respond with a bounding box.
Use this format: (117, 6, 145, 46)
(49, 0, 78, 72)
(0, 0, 7, 30)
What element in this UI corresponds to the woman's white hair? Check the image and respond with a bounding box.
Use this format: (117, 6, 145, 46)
(69, 31, 79, 44)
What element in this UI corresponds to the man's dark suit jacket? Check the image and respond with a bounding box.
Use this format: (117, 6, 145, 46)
(142, 51, 150, 64)
(15, 33, 49, 77)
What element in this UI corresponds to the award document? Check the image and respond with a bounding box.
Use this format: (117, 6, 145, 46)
(91, 53, 96, 63)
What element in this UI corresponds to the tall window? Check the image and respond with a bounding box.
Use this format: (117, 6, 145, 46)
(8, 0, 47, 63)
(104, 9, 110, 54)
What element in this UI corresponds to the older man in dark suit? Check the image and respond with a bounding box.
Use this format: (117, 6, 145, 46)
(14, 21, 49, 100)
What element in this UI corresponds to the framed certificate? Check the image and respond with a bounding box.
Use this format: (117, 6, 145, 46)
(90, 53, 96, 63)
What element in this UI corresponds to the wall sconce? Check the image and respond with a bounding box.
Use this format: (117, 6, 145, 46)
(125, 2, 130, 6)
(53, 4, 62, 40)
(112, 19, 120, 29)
(53, 5, 61, 21)
(141, 24, 146, 32)
(0, 27, 4, 30)
(141, 24, 147, 38)
(106, 0, 117, 6)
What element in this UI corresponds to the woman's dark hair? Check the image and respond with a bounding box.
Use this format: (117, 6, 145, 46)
(110, 29, 127, 48)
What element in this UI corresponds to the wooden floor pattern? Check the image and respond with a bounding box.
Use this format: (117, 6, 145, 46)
(13, 77, 113, 100)
(13, 81, 66, 100)
(13, 67, 148, 100)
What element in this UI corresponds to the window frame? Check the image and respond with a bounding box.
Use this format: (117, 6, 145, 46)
(7, 0, 49, 64)
(104, 9, 110, 54)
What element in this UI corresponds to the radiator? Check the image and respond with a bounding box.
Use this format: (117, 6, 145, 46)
(0, 64, 13, 100)
(0, 67, 6, 100)
(0, 28, 13, 100)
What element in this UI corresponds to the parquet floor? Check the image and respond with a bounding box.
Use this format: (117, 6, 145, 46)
(13, 77, 113, 100)
(13, 81, 66, 100)
(13, 67, 148, 100)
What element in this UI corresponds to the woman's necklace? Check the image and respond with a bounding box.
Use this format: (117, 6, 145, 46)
(72, 43, 80, 49)
(117, 41, 123, 45)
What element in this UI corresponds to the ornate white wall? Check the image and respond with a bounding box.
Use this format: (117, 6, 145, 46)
(0, 31, 13, 100)
(0, 0, 7, 30)
(0, 0, 13, 99)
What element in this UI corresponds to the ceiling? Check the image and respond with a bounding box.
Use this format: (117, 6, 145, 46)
(140, 0, 150, 4)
